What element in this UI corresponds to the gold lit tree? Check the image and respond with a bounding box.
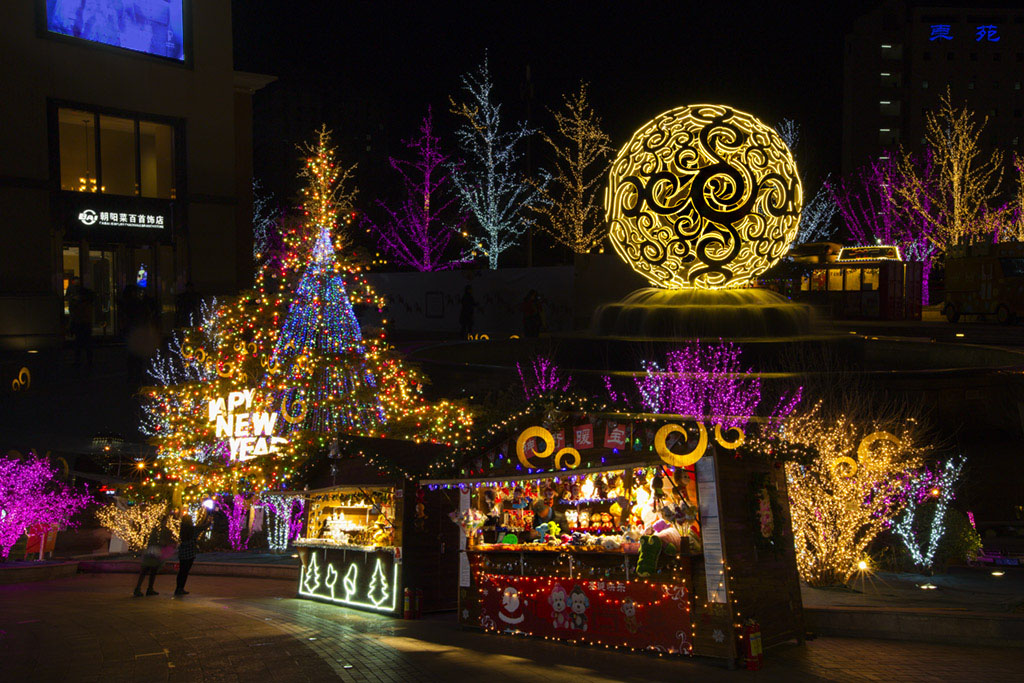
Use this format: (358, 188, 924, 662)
(529, 82, 612, 253)
(294, 125, 360, 260)
(895, 88, 1004, 249)
(777, 402, 923, 587)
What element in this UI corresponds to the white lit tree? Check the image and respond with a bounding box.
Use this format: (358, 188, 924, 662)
(449, 55, 545, 268)
(252, 178, 279, 260)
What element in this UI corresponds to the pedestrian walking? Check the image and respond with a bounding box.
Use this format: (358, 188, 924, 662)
(174, 509, 210, 596)
(133, 522, 171, 597)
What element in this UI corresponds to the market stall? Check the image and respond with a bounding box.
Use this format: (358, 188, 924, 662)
(292, 438, 460, 616)
(423, 413, 804, 661)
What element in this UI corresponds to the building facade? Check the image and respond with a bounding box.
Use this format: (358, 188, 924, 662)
(0, 1, 272, 349)
(843, 1, 1024, 176)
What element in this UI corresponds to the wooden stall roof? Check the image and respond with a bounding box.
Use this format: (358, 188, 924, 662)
(297, 435, 451, 490)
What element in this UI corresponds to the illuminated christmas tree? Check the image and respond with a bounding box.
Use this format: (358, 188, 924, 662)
(265, 225, 387, 437)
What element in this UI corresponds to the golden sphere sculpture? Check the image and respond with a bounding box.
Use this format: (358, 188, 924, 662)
(605, 105, 802, 289)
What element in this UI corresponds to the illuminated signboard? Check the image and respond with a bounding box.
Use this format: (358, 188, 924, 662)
(45, 0, 186, 61)
(298, 548, 399, 614)
(836, 246, 902, 262)
(77, 208, 167, 229)
(929, 24, 1002, 42)
(207, 388, 286, 461)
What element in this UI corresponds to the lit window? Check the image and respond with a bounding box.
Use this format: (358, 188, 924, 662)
(99, 116, 137, 196)
(1015, 81, 1021, 90)
(922, 80, 929, 89)
(58, 107, 176, 198)
(139, 121, 175, 199)
(58, 109, 98, 192)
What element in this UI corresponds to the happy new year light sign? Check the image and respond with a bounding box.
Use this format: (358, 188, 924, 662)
(207, 388, 287, 461)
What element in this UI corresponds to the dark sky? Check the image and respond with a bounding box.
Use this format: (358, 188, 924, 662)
(233, 0, 870, 204)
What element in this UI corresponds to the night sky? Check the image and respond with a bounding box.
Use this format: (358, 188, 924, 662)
(233, 0, 873, 206)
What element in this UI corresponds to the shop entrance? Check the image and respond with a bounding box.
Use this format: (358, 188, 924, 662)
(62, 246, 118, 336)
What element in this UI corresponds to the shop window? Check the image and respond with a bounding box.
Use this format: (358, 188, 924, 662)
(99, 116, 137, 196)
(844, 268, 862, 291)
(58, 106, 176, 198)
(58, 109, 98, 192)
(862, 268, 880, 291)
(827, 269, 843, 291)
(139, 121, 175, 199)
(811, 269, 827, 291)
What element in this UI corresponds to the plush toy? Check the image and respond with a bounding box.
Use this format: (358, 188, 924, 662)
(546, 521, 561, 538)
(501, 533, 519, 544)
(578, 510, 590, 528)
(636, 534, 678, 577)
(646, 518, 683, 553)
(599, 535, 623, 550)
(564, 509, 579, 529)
(570, 532, 586, 546)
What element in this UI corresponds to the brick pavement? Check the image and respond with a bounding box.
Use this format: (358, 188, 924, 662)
(1, 573, 1020, 682)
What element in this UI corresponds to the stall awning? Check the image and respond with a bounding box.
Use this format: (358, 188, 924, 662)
(419, 459, 658, 487)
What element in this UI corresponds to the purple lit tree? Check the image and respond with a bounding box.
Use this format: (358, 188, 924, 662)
(609, 342, 801, 431)
(225, 494, 250, 551)
(362, 109, 469, 271)
(0, 454, 90, 559)
(832, 156, 938, 304)
(517, 355, 572, 402)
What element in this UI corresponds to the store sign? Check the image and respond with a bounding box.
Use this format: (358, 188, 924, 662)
(207, 388, 286, 461)
(929, 24, 1001, 42)
(298, 549, 399, 613)
(77, 208, 167, 229)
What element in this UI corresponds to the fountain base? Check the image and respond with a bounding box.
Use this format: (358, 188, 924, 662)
(590, 288, 813, 339)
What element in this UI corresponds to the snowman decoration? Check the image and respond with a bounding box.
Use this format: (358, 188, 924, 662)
(498, 586, 525, 626)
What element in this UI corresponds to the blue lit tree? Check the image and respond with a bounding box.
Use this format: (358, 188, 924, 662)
(450, 55, 545, 269)
(265, 225, 386, 437)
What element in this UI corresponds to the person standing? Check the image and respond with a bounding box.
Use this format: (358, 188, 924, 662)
(68, 279, 95, 368)
(133, 524, 168, 597)
(174, 509, 209, 596)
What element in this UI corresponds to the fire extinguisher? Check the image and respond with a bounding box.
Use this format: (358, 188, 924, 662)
(742, 619, 763, 671)
(404, 587, 414, 619)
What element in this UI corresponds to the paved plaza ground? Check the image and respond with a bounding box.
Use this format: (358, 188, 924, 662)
(1, 574, 1021, 682)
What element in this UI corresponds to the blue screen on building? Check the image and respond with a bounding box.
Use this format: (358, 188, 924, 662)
(46, 1, 185, 61)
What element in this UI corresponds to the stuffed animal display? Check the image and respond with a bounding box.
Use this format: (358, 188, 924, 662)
(636, 533, 678, 577)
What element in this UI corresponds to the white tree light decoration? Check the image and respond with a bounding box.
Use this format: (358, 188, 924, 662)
(450, 55, 545, 269)
(774, 118, 836, 244)
(798, 178, 839, 244)
(893, 457, 965, 571)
